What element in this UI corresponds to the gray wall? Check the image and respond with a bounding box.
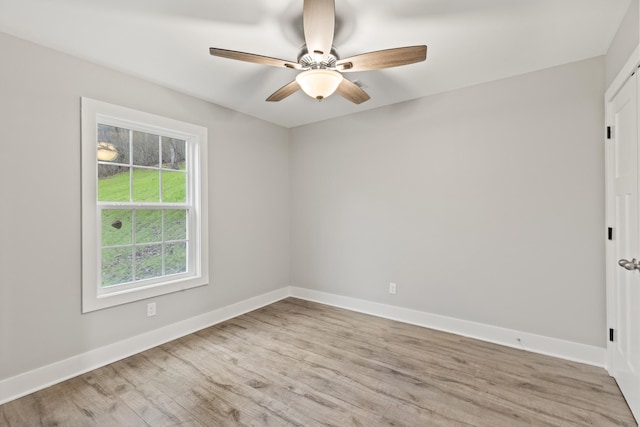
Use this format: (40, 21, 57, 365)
(606, 0, 638, 87)
(0, 13, 623, 383)
(290, 57, 606, 347)
(0, 32, 290, 380)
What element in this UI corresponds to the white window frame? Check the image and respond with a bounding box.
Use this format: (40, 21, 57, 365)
(81, 97, 208, 313)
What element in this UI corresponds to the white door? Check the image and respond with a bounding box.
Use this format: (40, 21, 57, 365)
(609, 71, 640, 419)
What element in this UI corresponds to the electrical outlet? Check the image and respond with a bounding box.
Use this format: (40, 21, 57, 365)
(147, 302, 156, 317)
(389, 282, 397, 295)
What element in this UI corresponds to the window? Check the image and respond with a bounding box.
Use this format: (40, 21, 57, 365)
(81, 98, 208, 313)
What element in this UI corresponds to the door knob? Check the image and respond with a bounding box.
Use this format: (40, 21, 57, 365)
(618, 258, 640, 271)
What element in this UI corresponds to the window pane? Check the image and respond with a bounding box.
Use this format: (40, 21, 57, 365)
(135, 210, 162, 244)
(97, 124, 130, 164)
(165, 209, 187, 241)
(162, 171, 186, 203)
(102, 210, 132, 247)
(165, 242, 187, 275)
(98, 165, 130, 202)
(102, 247, 133, 287)
(161, 138, 186, 169)
(132, 131, 160, 167)
(135, 244, 163, 281)
(132, 168, 160, 202)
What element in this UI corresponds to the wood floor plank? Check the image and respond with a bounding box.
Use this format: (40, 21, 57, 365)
(207, 317, 481, 425)
(225, 311, 555, 426)
(165, 334, 379, 426)
(185, 332, 389, 425)
(0, 298, 636, 426)
(259, 299, 634, 425)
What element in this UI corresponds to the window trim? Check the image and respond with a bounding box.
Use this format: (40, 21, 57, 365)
(81, 97, 208, 313)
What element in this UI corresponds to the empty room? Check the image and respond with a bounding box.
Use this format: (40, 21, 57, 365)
(1, 0, 639, 425)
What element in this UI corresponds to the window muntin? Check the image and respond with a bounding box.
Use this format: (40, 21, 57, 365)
(82, 98, 208, 313)
(100, 208, 189, 288)
(97, 125, 189, 291)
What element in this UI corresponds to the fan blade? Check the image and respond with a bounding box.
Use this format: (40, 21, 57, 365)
(209, 48, 300, 69)
(266, 80, 301, 102)
(335, 79, 370, 104)
(336, 45, 427, 72)
(303, 0, 335, 62)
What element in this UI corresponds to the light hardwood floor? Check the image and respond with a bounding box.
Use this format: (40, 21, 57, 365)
(0, 298, 636, 426)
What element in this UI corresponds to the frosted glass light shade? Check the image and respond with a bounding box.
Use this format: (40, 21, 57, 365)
(97, 142, 118, 161)
(296, 69, 343, 100)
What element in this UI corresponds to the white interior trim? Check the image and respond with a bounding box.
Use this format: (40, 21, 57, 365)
(289, 287, 606, 368)
(0, 287, 290, 406)
(80, 97, 210, 313)
(604, 44, 640, 374)
(605, 45, 640, 101)
(0, 286, 606, 405)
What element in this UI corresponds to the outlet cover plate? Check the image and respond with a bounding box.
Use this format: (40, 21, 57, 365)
(147, 302, 157, 317)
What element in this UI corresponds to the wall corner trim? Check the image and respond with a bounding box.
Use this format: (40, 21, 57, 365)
(0, 287, 291, 406)
(289, 287, 606, 368)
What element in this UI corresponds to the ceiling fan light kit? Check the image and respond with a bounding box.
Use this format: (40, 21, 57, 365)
(296, 69, 343, 100)
(209, 0, 427, 104)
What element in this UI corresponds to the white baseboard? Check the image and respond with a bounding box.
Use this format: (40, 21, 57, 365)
(0, 285, 606, 406)
(289, 287, 606, 368)
(0, 287, 291, 405)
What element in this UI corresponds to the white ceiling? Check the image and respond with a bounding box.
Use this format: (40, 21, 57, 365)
(0, 0, 631, 128)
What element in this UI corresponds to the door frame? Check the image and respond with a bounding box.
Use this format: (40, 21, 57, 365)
(605, 44, 640, 373)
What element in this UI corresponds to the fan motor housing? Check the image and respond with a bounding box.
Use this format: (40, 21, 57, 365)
(298, 45, 339, 69)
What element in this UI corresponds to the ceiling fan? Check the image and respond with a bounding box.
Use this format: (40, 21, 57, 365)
(209, 0, 427, 104)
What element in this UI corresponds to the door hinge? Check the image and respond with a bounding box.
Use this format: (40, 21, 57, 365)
(610, 328, 615, 342)
(608, 227, 613, 240)
(607, 126, 612, 140)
